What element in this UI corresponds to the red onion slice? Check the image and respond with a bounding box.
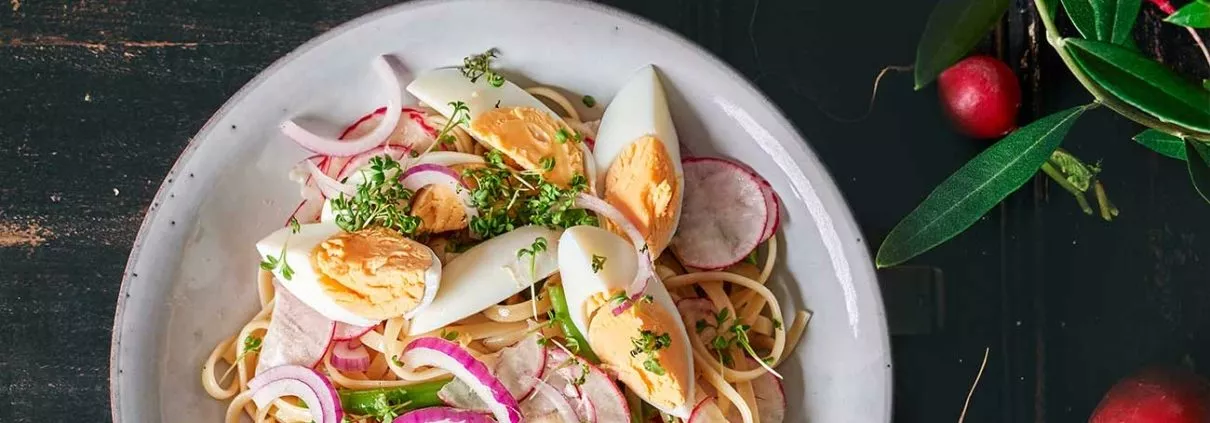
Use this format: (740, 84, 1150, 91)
(392, 407, 494, 423)
(330, 340, 371, 372)
(402, 337, 522, 423)
(302, 157, 356, 198)
(572, 193, 657, 314)
(399, 163, 479, 221)
(248, 365, 342, 423)
(280, 56, 403, 157)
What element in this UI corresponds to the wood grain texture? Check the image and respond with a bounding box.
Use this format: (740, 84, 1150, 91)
(1, 0, 1208, 422)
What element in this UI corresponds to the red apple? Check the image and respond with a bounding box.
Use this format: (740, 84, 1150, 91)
(937, 55, 1021, 139)
(1089, 366, 1210, 423)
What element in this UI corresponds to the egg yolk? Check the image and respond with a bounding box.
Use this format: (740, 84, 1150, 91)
(584, 290, 690, 412)
(410, 163, 481, 235)
(603, 136, 680, 256)
(311, 227, 431, 320)
(469, 106, 586, 187)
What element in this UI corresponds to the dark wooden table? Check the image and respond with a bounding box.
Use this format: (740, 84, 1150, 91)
(2, 0, 1208, 421)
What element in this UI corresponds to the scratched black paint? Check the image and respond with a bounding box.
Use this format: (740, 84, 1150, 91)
(0, 0, 1207, 422)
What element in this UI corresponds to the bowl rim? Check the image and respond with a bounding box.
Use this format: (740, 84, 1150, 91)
(109, 0, 892, 420)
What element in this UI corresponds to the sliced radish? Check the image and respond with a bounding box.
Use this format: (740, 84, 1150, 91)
(330, 340, 371, 372)
(756, 182, 780, 243)
(440, 333, 547, 409)
(687, 397, 728, 423)
(402, 337, 522, 423)
(728, 160, 782, 243)
(333, 145, 410, 183)
(670, 157, 768, 269)
(256, 282, 336, 373)
(675, 297, 721, 343)
(339, 106, 439, 153)
(248, 365, 342, 423)
(332, 322, 375, 341)
(288, 198, 324, 225)
(522, 379, 582, 423)
(392, 407, 493, 423)
(400, 163, 480, 222)
(546, 348, 628, 422)
(748, 357, 787, 423)
(301, 157, 356, 198)
(495, 333, 547, 398)
(280, 56, 403, 157)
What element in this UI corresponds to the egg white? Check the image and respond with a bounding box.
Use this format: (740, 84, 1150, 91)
(406, 67, 558, 125)
(407, 225, 562, 336)
(256, 222, 378, 327)
(556, 225, 695, 418)
(591, 65, 685, 251)
(258, 222, 443, 325)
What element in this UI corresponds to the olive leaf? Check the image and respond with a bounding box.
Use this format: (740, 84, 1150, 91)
(1134, 129, 1187, 160)
(1062, 0, 1098, 40)
(1061, 0, 1140, 44)
(914, 0, 1011, 89)
(1166, 0, 1210, 28)
(1185, 139, 1210, 203)
(876, 105, 1090, 268)
(1065, 38, 1210, 133)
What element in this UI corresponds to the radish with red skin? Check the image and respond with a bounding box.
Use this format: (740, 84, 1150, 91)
(332, 322, 375, 341)
(670, 157, 769, 270)
(1089, 366, 1210, 423)
(937, 55, 1021, 139)
(546, 347, 629, 422)
(255, 282, 337, 373)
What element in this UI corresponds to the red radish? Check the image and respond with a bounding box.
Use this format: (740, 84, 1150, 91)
(688, 397, 728, 422)
(288, 197, 324, 225)
(741, 358, 786, 423)
(1089, 366, 1210, 423)
(332, 322, 375, 341)
(937, 55, 1021, 139)
(546, 348, 629, 422)
(521, 379, 582, 423)
(670, 157, 769, 270)
(255, 282, 337, 373)
(724, 160, 782, 243)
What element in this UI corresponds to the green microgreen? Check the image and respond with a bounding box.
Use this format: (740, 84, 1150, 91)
(630, 330, 672, 376)
(581, 95, 596, 108)
(463, 151, 594, 239)
(591, 254, 606, 274)
(328, 155, 421, 235)
(460, 48, 505, 87)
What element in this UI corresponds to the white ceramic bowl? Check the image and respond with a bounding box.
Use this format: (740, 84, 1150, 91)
(109, 0, 892, 421)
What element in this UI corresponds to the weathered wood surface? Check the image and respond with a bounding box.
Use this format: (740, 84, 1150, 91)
(1, 0, 1207, 421)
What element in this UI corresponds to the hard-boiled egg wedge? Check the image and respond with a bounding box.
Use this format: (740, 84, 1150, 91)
(592, 65, 684, 257)
(558, 225, 695, 418)
(256, 222, 442, 326)
(407, 225, 562, 336)
(406, 68, 587, 187)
